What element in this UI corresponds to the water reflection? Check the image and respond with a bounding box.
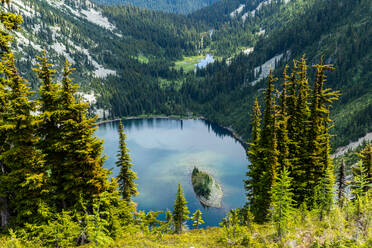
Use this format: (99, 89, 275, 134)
(96, 118, 248, 227)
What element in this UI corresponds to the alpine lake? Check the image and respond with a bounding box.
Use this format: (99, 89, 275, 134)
(96, 118, 248, 227)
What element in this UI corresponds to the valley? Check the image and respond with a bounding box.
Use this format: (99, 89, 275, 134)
(0, 0, 371, 247)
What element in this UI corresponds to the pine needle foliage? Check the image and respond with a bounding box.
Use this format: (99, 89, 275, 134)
(116, 121, 138, 202)
(245, 57, 339, 222)
(269, 166, 295, 240)
(172, 183, 189, 234)
(191, 209, 204, 229)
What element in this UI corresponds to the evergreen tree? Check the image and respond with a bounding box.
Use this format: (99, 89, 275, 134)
(270, 167, 295, 240)
(358, 144, 372, 190)
(173, 183, 189, 234)
(0, 0, 23, 228)
(256, 70, 279, 222)
(191, 209, 204, 229)
(245, 98, 262, 218)
(313, 165, 334, 220)
(0, 53, 49, 226)
(116, 121, 138, 202)
(33, 50, 61, 206)
(307, 59, 339, 206)
(276, 65, 291, 172)
(0, 4, 48, 226)
(350, 161, 369, 216)
(337, 158, 346, 206)
(165, 208, 172, 223)
(52, 60, 110, 211)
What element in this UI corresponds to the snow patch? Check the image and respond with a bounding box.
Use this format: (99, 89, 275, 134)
(230, 4, 245, 18)
(250, 53, 284, 86)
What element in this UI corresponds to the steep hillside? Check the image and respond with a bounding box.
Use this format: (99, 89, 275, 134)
(93, 0, 220, 15)
(182, 0, 372, 148)
(6, 0, 199, 118)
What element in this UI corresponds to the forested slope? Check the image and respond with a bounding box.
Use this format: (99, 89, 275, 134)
(93, 0, 220, 15)
(182, 0, 372, 148)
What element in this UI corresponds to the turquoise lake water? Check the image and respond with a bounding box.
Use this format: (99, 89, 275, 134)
(96, 118, 248, 227)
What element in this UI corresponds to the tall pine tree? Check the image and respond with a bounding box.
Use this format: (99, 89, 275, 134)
(117, 121, 138, 202)
(245, 98, 262, 219)
(0, 3, 48, 226)
(51, 59, 110, 211)
(173, 183, 189, 234)
(256, 70, 279, 222)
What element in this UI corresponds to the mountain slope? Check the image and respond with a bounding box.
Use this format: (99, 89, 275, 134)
(181, 0, 372, 148)
(93, 0, 220, 15)
(7, 0, 200, 118)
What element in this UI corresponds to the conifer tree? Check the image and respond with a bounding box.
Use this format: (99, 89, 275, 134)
(350, 161, 369, 216)
(256, 70, 279, 222)
(277, 65, 291, 172)
(0, 0, 23, 228)
(0, 53, 49, 225)
(337, 158, 346, 206)
(245, 98, 262, 219)
(116, 121, 138, 202)
(52, 59, 110, 211)
(0, 2, 48, 226)
(358, 144, 372, 190)
(307, 59, 339, 206)
(191, 209, 204, 229)
(270, 167, 295, 240)
(173, 183, 189, 234)
(33, 50, 61, 203)
(165, 208, 172, 223)
(314, 165, 334, 220)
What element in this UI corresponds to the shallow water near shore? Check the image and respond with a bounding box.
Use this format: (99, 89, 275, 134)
(96, 118, 248, 227)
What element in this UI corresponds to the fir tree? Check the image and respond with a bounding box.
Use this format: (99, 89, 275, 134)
(270, 167, 295, 240)
(191, 209, 204, 229)
(33, 50, 61, 205)
(0, 0, 23, 228)
(52, 60, 110, 211)
(337, 158, 346, 206)
(245, 98, 262, 219)
(116, 121, 138, 202)
(0, 4, 48, 225)
(350, 161, 369, 216)
(256, 70, 279, 222)
(358, 144, 372, 190)
(314, 165, 334, 220)
(0, 53, 49, 225)
(276, 65, 291, 172)
(307, 59, 339, 206)
(173, 183, 189, 234)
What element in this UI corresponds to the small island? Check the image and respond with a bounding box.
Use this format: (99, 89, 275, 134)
(191, 167, 223, 208)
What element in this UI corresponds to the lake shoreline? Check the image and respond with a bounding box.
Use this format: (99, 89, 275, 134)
(96, 115, 247, 148)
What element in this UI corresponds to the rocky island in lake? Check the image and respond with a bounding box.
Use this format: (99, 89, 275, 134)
(191, 167, 223, 208)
